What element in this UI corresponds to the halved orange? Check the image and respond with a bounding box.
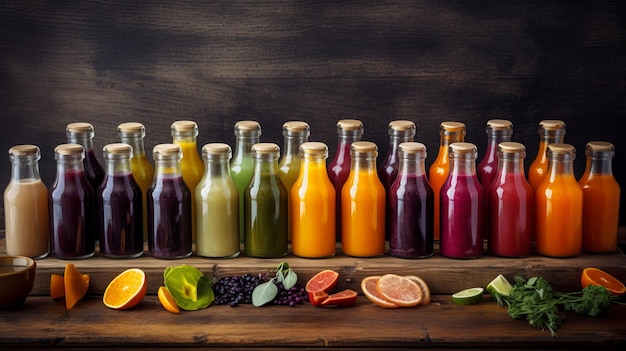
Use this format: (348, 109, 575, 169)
(405, 275, 431, 305)
(361, 276, 399, 308)
(103, 268, 147, 310)
(376, 274, 423, 307)
(305, 270, 339, 293)
(158, 286, 180, 314)
(581, 267, 626, 296)
(64, 264, 90, 310)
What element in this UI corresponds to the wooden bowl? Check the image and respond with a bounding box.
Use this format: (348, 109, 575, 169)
(0, 256, 37, 309)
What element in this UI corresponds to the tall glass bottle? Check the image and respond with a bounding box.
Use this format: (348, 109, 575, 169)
(328, 119, 364, 241)
(97, 143, 143, 258)
(578, 141, 620, 253)
(487, 142, 533, 257)
(244, 143, 288, 258)
(49, 144, 95, 259)
(429, 121, 466, 241)
(535, 143, 582, 257)
(341, 141, 385, 257)
(477, 119, 513, 189)
(388, 142, 433, 259)
(528, 120, 566, 191)
(291, 142, 336, 258)
(171, 120, 203, 242)
(230, 120, 262, 242)
(196, 143, 240, 258)
(277, 121, 310, 241)
(4, 145, 49, 259)
(440, 142, 484, 259)
(66, 122, 105, 197)
(148, 144, 192, 259)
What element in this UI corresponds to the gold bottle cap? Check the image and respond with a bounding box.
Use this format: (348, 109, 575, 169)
(8, 144, 40, 156)
(440, 121, 466, 132)
(252, 143, 280, 156)
(389, 120, 416, 132)
(498, 142, 526, 153)
(118, 122, 146, 134)
(171, 120, 198, 131)
(337, 119, 364, 131)
(449, 142, 477, 154)
(299, 142, 328, 158)
(399, 142, 427, 155)
(547, 143, 575, 154)
(202, 143, 232, 156)
(103, 143, 132, 155)
(55, 143, 84, 155)
(539, 120, 566, 130)
(153, 143, 182, 157)
(235, 120, 261, 132)
(487, 119, 513, 130)
(351, 141, 378, 155)
(66, 122, 94, 134)
(283, 121, 310, 132)
(586, 141, 614, 153)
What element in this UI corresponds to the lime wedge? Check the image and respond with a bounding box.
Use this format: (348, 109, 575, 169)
(486, 274, 513, 296)
(451, 287, 484, 305)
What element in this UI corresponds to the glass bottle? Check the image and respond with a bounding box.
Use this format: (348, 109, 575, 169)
(230, 120, 262, 242)
(244, 143, 288, 258)
(388, 142, 434, 259)
(528, 120, 566, 191)
(291, 142, 336, 258)
(118, 122, 154, 242)
(171, 120, 204, 242)
(196, 143, 240, 258)
(147, 144, 192, 259)
(328, 119, 364, 241)
(97, 143, 143, 258)
(49, 144, 96, 259)
(66, 122, 105, 197)
(535, 143, 582, 257)
(3, 145, 49, 259)
(341, 141, 385, 257)
(487, 142, 533, 257)
(429, 121, 466, 241)
(440, 142, 484, 259)
(277, 121, 310, 241)
(578, 141, 620, 253)
(477, 119, 513, 189)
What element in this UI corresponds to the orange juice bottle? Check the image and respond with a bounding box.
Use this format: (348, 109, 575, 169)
(429, 121, 466, 241)
(578, 141, 620, 253)
(528, 120, 566, 191)
(535, 143, 582, 257)
(341, 141, 385, 257)
(171, 120, 204, 241)
(291, 142, 336, 258)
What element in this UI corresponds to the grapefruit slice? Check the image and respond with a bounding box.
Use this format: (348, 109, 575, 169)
(361, 276, 399, 308)
(305, 269, 339, 293)
(320, 289, 358, 306)
(376, 274, 423, 307)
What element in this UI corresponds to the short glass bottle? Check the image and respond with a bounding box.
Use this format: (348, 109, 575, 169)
(244, 143, 288, 258)
(528, 120, 566, 191)
(341, 141, 386, 257)
(440, 142, 485, 259)
(388, 142, 434, 259)
(535, 143, 582, 257)
(49, 144, 96, 259)
(477, 119, 513, 189)
(97, 143, 143, 258)
(579, 141, 620, 253)
(195, 143, 240, 258)
(147, 144, 192, 259)
(66, 122, 105, 197)
(4, 145, 50, 259)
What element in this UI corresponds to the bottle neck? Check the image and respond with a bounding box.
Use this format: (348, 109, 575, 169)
(547, 153, 575, 180)
(440, 132, 464, 147)
(55, 155, 85, 177)
(384, 134, 413, 161)
(10, 156, 41, 182)
(351, 154, 377, 174)
(397, 155, 426, 178)
(205, 157, 231, 178)
(120, 134, 146, 157)
(586, 155, 614, 176)
(252, 155, 280, 179)
(68, 134, 94, 151)
(450, 154, 477, 176)
(496, 153, 525, 179)
(233, 134, 260, 160)
(282, 134, 308, 161)
(155, 157, 183, 177)
(105, 156, 133, 176)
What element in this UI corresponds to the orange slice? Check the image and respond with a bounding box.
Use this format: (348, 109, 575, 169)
(103, 268, 147, 310)
(361, 276, 399, 308)
(158, 286, 180, 314)
(405, 275, 431, 305)
(51, 273, 90, 300)
(64, 264, 89, 310)
(376, 274, 423, 307)
(581, 267, 626, 296)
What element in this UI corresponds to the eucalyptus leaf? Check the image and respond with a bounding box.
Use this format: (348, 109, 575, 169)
(282, 269, 298, 290)
(252, 280, 278, 307)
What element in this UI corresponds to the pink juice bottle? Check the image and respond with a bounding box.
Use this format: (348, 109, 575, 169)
(477, 119, 513, 189)
(440, 142, 485, 259)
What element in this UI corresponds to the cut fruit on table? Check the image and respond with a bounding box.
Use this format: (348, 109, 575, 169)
(376, 274, 423, 307)
(308, 290, 330, 307)
(64, 264, 90, 310)
(405, 275, 431, 305)
(320, 289, 358, 306)
(452, 287, 484, 305)
(361, 276, 399, 308)
(305, 269, 339, 294)
(581, 267, 626, 296)
(103, 268, 147, 310)
(158, 286, 181, 314)
(486, 274, 513, 297)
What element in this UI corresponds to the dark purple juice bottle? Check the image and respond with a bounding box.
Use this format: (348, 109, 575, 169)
(66, 122, 105, 198)
(148, 144, 192, 259)
(49, 144, 95, 259)
(389, 142, 433, 258)
(97, 143, 143, 258)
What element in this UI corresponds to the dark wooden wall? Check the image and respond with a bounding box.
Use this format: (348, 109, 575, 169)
(1, 0, 625, 228)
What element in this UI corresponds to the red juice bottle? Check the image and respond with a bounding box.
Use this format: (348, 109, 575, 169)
(477, 119, 513, 189)
(389, 142, 434, 258)
(49, 144, 96, 259)
(328, 119, 363, 240)
(148, 144, 192, 259)
(440, 142, 485, 259)
(487, 142, 533, 257)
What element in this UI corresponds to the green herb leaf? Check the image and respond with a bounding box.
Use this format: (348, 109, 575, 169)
(282, 269, 298, 290)
(252, 280, 278, 307)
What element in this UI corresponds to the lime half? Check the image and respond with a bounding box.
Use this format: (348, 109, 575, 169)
(486, 274, 513, 296)
(452, 287, 484, 305)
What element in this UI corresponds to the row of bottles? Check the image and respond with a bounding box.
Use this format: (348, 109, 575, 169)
(3, 119, 620, 260)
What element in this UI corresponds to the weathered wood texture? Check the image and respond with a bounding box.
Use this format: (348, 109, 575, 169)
(1, 0, 625, 228)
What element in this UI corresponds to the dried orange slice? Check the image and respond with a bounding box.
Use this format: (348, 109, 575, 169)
(158, 286, 180, 314)
(64, 264, 89, 310)
(581, 267, 626, 296)
(405, 275, 431, 305)
(361, 276, 399, 308)
(376, 274, 423, 307)
(103, 268, 147, 310)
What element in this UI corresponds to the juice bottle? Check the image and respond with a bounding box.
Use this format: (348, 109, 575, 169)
(244, 143, 288, 258)
(3, 145, 49, 259)
(148, 144, 192, 259)
(291, 142, 336, 258)
(440, 142, 484, 259)
(196, 143, 240, 258)
(171, 120, 203, 242)
(388, 142, 433, 258)
(328, 119, 363, 240)
(118, 122, 154, 242)
(579, 141, 620, 253)
(341, 141, 385, 257)
(477, 119, 513, 189)
(429, 121, 466, 241)
(487, 142, 533, 257)
(528, 120, 566, 191)
(66, 122, 105, 198)
(535, 143, 582, 257)
(97, 143, 143, 258)
(49, 144, 96, 259)
(230, 120, 262, 242)
(278, 121, 310, 240)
